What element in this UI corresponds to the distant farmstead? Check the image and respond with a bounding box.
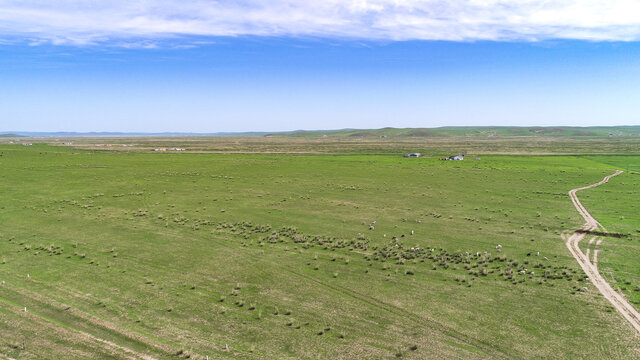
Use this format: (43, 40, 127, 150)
(440, 154, 464, 161)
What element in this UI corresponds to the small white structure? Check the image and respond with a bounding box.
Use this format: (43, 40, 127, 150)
(441, 154, 464, 161)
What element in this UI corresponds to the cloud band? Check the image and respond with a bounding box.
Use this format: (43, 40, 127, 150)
(1, 0, 640, 45)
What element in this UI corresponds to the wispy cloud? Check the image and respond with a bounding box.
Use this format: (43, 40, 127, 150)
(1, 1, 640, 46)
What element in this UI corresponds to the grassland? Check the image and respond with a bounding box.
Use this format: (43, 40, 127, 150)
(11, 134, 640, 156)
(0, 142, 639, 359)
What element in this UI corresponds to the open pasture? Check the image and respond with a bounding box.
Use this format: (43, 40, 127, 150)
(22, 134, 640, 156)
(0, 143, 639, 359)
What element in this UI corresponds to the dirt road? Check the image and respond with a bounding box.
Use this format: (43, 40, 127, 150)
(565, 170, 640, 333)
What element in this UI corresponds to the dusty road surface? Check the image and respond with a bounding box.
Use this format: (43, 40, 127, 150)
(565, 170, 640, 333)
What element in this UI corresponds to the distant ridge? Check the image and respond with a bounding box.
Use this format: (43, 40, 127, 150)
(0, 131, 275, 137)
(275, 126, 640, 138)
(2, 126, 639, 138)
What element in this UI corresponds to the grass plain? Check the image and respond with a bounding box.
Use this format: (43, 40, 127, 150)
(0, 139, 639, 359)
(16, 133, 640, 156)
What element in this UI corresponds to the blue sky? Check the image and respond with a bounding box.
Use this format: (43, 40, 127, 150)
(1, 1, 639, 132)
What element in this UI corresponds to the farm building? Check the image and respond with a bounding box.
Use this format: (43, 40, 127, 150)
(440, 155, 464, 161)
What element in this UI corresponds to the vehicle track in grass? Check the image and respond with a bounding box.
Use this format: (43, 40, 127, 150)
(130, 219, 506, 358)
(282, 267, 508, 359)
(102, 218, 506, 358)
(565, 170, 640, 333)
(0, 293, 155, 360)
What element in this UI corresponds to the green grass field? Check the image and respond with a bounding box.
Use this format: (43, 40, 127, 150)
(0, 143, 639, 359)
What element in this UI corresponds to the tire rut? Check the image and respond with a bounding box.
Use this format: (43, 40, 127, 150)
(282, 267, 508, 359)
(565, 170, 640, 333)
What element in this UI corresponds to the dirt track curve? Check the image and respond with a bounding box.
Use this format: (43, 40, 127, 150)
(565, 170, 640, 333)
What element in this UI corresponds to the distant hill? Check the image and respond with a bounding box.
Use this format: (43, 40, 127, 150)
(0, 131, 272, 137)
(2, 126, 640, 138)
(276, 126, 640, 138)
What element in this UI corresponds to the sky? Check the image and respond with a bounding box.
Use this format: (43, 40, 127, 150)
(1, 1, 639, 133)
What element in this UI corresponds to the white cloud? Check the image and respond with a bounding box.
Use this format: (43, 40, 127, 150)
(1, 0, 640, 45)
